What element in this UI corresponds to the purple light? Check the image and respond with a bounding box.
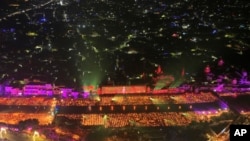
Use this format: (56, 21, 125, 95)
(40, 17, 47, 23)
(212, 29, 217, 34)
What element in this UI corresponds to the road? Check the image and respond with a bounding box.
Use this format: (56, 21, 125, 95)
(0, 0, 56, 22)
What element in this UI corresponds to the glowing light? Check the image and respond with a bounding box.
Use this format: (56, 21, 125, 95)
(40, 17, 47, 22)
(0, 127, 7, 138)
(94, 95, 101, 101)
(178, 105, 182, 109)
(122, 105, 126, 111)
(34, 131, 39, 136)
(33, 131, 40, 141)
(26, 32, 38, 36)
(103, 115, 108, 128)
(189, 105, 192, 109)
(111, 97, 116, 101)
(204, 65, 211, 74)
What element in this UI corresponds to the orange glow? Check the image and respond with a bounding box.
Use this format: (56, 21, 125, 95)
(133, 105, 136, 110)
(100, 86, 147, 94)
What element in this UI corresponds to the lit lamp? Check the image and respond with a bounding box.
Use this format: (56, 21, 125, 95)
(189, 105, 192, 109)
(204, 65, 211, 74)
(178, 105, 182, 109)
